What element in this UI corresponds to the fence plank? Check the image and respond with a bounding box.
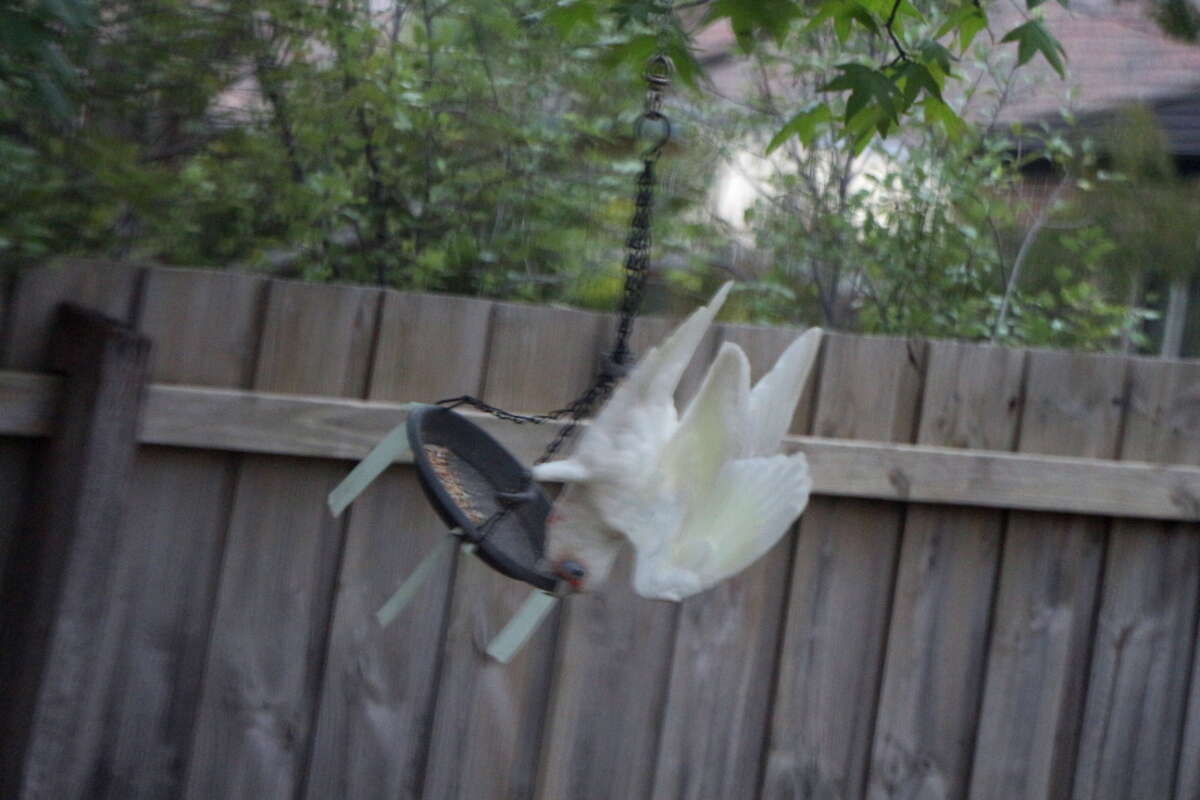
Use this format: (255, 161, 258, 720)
(183, 280, 380, 800)
(0, 271, 14, 602)
(0, 272, 9, 353)
(1072, 359, 1200, 800)
(0, 373, 52, 611)
(650, 321, 818, 800)
(969, 350, 1127, 800)
(1180, 635, 1200, 798)
(305, 292, 494, 800)
(0, 372, 55, 435)
(423, 302, 609, 800)
(532, 310, 720, 800)
(3, 259, 142, 370)
(95, 268, 267, 799)
(0, 261, 141, 634)
(0, 463, 23, 632)
(533, 557, 678, 800)
(762, 334, 926, 800)
(0, 306, 150, 800)
(866, 341, 1025, 800)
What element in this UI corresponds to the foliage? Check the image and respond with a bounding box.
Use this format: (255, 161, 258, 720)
(0, 0, 93, 119)
(1153, 0, 1200, 42)
(1075, 107, 1200, 283)
(741, 135, 1150, 349)
(3, 0, 1156, 355)
(0, 0, 722, 299)
(545, 0, 1068, 152)
(713, 35, 1151, 351)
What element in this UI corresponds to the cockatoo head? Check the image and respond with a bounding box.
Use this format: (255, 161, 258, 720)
(543, 486, 620, 593)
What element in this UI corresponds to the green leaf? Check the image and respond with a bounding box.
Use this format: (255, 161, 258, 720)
(543, 0, 599, 34)
(1000, 19, 1067, 77)
(822, 63, 902, 124)
(807, 0, 881, 42)
(917, 40, 955, 80)
(706, 0, 803, 50)
(599, 31, 658, 73)
(936, 4, 988, 52)
(921, 96, 968, 138)
(766, 102, 834, 153)
(897, 61, 942, 104)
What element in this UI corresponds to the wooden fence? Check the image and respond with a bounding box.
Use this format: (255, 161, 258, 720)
(1, 260, 1199, 800)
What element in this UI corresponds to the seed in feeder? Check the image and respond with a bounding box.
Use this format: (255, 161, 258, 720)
(425, 444, 486, 524)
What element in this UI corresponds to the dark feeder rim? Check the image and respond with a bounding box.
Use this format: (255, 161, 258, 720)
(407, 404, 559, 592)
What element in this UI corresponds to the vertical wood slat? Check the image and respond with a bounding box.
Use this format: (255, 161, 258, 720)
(1071, 359, 1200, 800)
(2, 259, 143, 371)
(532, 311, 721, 800)
(422, 302, 609, 800)
(0, 261, 141, 628)
(95, 269, 268, 799)
(304, 292, 494, 800)
(183, 280, 380, 800)
(969, 350, 1128, 800)
(0, 305, 150, 800)
(0, 272, 13, 596)
(649, 321, 819, 800)
(1180, 624, 1200, 798)
(866, 341, 1025, 800)
(762, 334, 926, 800)
(533, 558, 678, 800)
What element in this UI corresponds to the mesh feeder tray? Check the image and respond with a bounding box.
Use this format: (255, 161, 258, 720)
(407, 405, 558, 592)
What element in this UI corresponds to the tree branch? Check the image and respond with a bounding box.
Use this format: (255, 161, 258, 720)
(884, 0, 910, 64)
(991, 177, 1068, 341)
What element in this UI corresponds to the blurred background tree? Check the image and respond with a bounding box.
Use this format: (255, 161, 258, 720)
(674, 17, 1153, 351)
(3, 0, 1183, 354)
(0, 0, 728, 305)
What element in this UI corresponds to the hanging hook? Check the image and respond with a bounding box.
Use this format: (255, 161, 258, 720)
(636, 54, 674, 158)
(644, 53, 675, 88)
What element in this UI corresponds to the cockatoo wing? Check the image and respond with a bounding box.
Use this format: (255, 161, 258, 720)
(626, 330, 820, 600)
(657, 340, 751, 501)
(581, 341, 750, 556)
(633, 453, 812, 600)
(746, 327, 822, 456)
(531, 282, 733, 486)
(593, 281, 732, 429)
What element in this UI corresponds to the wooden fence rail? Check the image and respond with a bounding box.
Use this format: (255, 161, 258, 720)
(3, 371, 1200, 521)
(1, 260, 1198, 800)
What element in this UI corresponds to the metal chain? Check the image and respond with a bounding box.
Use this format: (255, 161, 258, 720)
(438, 53, 674, 464)
(609, 53, 673, 369)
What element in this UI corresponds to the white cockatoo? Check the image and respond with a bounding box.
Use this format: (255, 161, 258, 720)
(532, 282, 821, 601)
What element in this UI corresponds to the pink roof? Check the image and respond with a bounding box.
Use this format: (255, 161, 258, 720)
(988, 0, 1200, 125)
(695, 0, 1200, 128)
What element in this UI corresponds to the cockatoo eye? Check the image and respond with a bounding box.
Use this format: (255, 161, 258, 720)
(554, 559, 587, 590)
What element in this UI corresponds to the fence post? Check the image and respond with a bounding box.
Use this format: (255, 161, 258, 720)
(0, 303, 150, 799)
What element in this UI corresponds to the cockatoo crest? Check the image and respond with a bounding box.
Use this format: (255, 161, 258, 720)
(535, 283, 821, 600)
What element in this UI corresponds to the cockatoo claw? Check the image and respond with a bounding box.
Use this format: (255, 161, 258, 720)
(495, 484, 539, 508)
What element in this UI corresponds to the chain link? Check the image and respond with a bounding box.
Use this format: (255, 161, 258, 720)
(438, 53, 674, 464)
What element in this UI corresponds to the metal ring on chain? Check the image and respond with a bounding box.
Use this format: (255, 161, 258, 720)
(634, 112, 672, 158)
(644, 53, 675, 86)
